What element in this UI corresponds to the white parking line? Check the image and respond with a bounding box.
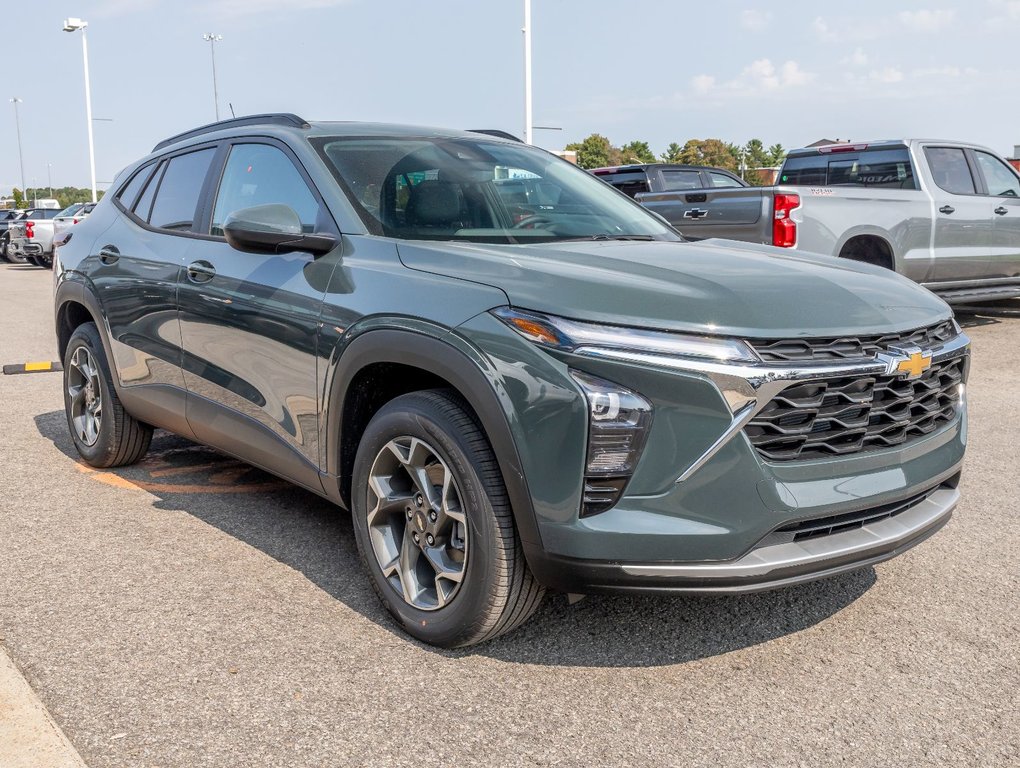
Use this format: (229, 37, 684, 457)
(0, 646, 88, 768)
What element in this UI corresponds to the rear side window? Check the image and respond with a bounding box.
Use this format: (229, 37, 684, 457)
(781, 148, 917, 189)
(709, 172, 742, 188)
(134, 162, 164, 222)
(148, 148, 216, 231)
(924, 147, 976, 195)
(974, 151, 1020, 197)
(660, 170, 703, 191)
(116, 164, 155, 210)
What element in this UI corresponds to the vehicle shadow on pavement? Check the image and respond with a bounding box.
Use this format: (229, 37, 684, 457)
(35, 409, 875, 668)
(954, 298, 1020, 328)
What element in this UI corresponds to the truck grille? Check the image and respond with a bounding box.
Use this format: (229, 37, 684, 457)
(745, 355, 965, 462)
(749, 320, 957, 363)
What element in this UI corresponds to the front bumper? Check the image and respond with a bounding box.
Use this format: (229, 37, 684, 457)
(528, 480, 958, 594)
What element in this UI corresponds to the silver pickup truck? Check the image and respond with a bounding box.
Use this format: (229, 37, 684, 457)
(600, 141, 1020, 303)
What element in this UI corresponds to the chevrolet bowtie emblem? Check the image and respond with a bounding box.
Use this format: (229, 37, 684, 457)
(894, 351, 932, 379)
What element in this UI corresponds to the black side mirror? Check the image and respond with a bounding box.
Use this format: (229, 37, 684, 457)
(222, 204, 337, 256)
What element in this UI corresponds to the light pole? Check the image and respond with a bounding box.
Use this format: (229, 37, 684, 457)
(203, 34, 223, 121)
(522, 0, 533, 144)
(62, 18, 97, 203)
(47, 163, 53, 197)
(9, 98, 26, 201)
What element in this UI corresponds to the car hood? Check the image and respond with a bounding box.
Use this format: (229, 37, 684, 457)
(396, 238, 951, 339)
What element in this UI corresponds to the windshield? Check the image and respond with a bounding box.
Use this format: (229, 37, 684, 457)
(312, 135, 679, 244)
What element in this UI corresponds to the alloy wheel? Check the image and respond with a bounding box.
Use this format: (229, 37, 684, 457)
(366, 436, 468, 611)
(67, 346, 103, 446)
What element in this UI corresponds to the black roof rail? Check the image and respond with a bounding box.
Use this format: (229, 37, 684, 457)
(467, 129, 523, 143)
(152, 113, 310, 152)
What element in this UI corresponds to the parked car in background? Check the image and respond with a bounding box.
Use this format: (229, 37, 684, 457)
(54, 114, 968, 647)
(626, 140, 1020, 303)
(0, 209, 25, 262)
(7, 207, 62, 267)
(52, 202, 96, 244)
(590, 163, 748, 198)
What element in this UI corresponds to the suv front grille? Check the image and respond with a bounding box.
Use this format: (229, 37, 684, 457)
(745, 355, 965, 462)
(749, 320, 957, 363)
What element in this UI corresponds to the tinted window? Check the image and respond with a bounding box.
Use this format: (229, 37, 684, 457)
(781, 148, 917, 189)
(315, 136, 676, 244)
(211, 144, 322, 236)
(660, 170, 703, 191)
(709, 172, 743, 188)
(117, 164, 155, 210)
(975, 151, 1020, 197)
(924, 147, 976, 195)
(148, 148, 216, 231)
(134, 162, 163, 221)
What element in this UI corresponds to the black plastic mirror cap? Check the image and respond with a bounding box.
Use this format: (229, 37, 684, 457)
(223, 203, 338, 256)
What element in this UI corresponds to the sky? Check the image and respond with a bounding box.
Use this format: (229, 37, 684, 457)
(3, 0, 1019, 194)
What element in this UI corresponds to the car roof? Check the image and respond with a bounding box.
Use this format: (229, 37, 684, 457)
(589, 163, 736, 175)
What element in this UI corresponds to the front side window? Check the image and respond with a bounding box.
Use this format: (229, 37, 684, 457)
(211, 143, 323, 236)
(148, 148, 216, 231)
(975, 151, 1020, 198)
(56, 204, 83, 218)
(313, 136, 677, 244)
(925, 147, 976, 195)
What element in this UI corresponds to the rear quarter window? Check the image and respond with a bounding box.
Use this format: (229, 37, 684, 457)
(781, 148, 917, 190)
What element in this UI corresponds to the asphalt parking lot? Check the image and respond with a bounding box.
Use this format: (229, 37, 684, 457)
(1, 261, 1018, 767)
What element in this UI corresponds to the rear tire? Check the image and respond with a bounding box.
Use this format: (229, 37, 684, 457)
(351, 389, 544, 647)
(63, 322, 153, 468)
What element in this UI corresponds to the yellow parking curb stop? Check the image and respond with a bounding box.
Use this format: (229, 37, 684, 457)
(2, 361, 63, 375)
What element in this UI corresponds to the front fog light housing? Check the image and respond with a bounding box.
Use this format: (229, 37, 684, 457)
(570, 370, 652, 516)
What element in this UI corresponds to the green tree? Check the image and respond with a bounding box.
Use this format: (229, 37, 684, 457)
(674, 139, 740, 172)
(767, 143, 786, 166)
(660, 142, 684, 163)
(11, 187, 25, 208)
(564, 133, 613, 170)
(743, 139, 769, 170)
(618, 140, 656, 164)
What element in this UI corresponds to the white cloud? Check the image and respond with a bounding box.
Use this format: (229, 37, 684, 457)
(690, 74, 716, 94)
(898, 9, 956, 31)
(740, 10, 773, 31)
(690, 59, 815, 98)
(869, 67, 905, 84)
(842, 47, 869, 67)
(812, 17, 836, 41)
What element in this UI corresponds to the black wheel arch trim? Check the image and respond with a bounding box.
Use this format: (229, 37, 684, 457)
(323, 327, 545, 555)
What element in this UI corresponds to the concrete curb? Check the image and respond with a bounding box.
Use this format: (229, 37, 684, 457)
(0, 646, 88, 768)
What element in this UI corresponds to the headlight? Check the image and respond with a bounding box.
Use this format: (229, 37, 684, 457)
(570, 370, 652, 516)
(492, 307, 757, 364)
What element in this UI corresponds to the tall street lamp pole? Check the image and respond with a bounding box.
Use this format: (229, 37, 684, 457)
(522, 0, 533, 144)
(63, 18, 97, 203)
(9, 97, 26, 200)
(203, 34, 223, 121)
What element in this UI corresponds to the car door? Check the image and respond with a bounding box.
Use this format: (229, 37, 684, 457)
(177, 139, 341, 493)
(89, 147, 218, 434)
(922, 146, 995, 282)
(972, 150, 1020, 280)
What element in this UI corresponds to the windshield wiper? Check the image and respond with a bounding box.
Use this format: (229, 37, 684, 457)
(563, 234, 658, 242)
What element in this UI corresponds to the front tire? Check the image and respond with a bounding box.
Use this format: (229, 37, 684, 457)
(63, 322, 152, 467)
(351, 390, 544, 647)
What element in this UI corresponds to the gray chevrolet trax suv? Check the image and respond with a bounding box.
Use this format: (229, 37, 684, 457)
(54, 114, 969, 647)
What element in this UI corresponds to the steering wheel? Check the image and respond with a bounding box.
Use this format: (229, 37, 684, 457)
(512, 214, 556, 230)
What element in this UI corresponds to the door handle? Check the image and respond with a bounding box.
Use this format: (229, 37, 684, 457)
(98, 245, 120, 265)
(186, 260, 217, 283)
(685, 193, 708, 203)
(994, 206, 1009, 216)
(938, 205, 955, 215)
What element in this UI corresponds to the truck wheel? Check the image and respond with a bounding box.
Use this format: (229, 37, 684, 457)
(63, 322, 152, 468)
(37, 253, 53, 269)
(0, 236, 9, 262)
(351, 389, 545, 647)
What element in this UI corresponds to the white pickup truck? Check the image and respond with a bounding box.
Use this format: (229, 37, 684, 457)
(616, 140, 1020, 304)
(7, 205, 91, 268)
